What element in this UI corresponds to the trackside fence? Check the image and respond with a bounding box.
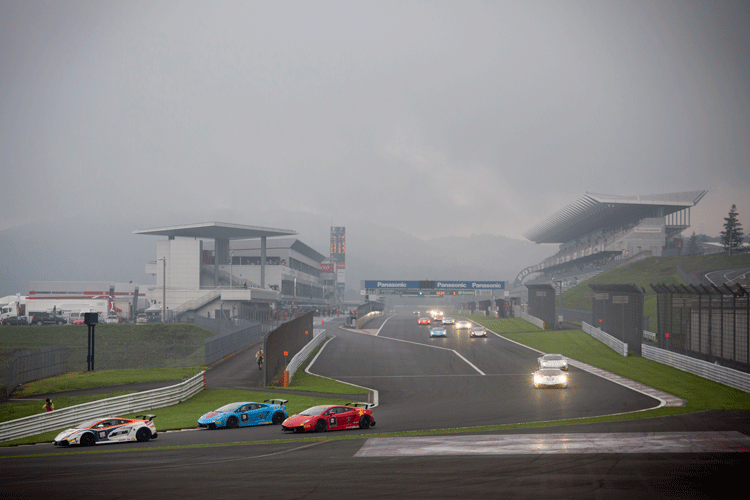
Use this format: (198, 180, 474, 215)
(0, 371, 205, 443)
(582, 321, 628, 356)
(5, 346, 68, 398)
(204, 321, 263, 365)
(642, 344, 750, 392)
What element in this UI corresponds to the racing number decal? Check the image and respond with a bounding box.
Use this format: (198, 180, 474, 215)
(241, 414, 249, 422)
(329, 416, 337, 426)
(99, 431, 106, 439)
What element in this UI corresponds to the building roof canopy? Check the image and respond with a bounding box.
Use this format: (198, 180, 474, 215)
(134, 222, 297, 241)
(524, 191, 707, 244)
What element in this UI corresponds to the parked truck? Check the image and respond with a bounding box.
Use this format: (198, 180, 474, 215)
(0, 299, 25, 322)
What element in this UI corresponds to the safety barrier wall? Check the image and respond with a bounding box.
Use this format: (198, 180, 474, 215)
(204, 321, 263, 365)
(0, 371, 205, 443)
(520, 310, 545, 330)
(582, 321, 628, 356)
(643, 343, 750, 392)
(264, 312, 315, 386)
(5, 345, 68, 397)
(356, 311, 383, 329)
(286, 328, 327, 385)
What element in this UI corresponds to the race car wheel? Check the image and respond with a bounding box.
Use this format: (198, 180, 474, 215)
(272, 412, 285, 425)
(80, 433, 95, 446)
(226, 416, 239, 429)
(136, 428, 151, 442)
(314, 419, 327, 433)
(359, 416, 371, 429)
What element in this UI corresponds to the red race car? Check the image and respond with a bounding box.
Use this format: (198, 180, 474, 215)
(417, 317, 431, 325)
(281, 403, 375, 433)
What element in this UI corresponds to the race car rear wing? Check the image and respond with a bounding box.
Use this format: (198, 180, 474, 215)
(345, 402, 374, 409)
(264, 399, 289, 406)
(136, 414, 157, 421)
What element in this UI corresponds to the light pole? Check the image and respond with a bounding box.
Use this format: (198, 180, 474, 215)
(158, 257, 166, 323)
(230, 250, 234, 289)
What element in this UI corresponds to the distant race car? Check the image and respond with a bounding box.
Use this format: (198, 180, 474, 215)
(418, 317, 431, 325)
(429, 326, 447, 337)
(470, 326, 487, 337)
(538, 354, 569, 371)
(53, 415, 157, 446)
(532, 368, 569, 388)
(281, 403, 375, 433)
(455, 319, 472, 329)
(441, 317, 455, 325)
(198, 399, 288, 429)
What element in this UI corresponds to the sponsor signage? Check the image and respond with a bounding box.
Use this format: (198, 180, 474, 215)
(364, 281, 421, 289)
(363, 280, 504, 290)
(435, 281, 505, 290)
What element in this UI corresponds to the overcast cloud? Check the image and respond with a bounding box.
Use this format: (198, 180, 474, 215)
(1, 0, 748, 240)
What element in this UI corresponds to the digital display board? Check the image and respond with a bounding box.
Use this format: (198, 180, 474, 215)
(330, 226, 345, 263)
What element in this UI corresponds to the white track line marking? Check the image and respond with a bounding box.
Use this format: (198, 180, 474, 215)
(354, 432, 750, 456)
(376, 335, 485, 375)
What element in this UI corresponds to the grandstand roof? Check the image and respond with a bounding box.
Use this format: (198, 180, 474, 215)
(134, 222, 297, 240)
(524, 191, 707, 244)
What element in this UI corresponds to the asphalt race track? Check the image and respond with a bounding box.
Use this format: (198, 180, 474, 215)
(1, 314, 749, 499)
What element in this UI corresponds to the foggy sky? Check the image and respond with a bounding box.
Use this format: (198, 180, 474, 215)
(1, 0, 748, 239)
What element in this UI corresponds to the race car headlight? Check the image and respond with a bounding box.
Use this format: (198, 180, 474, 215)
(560, 375, 568, 383)
(533, 374, 543, 384)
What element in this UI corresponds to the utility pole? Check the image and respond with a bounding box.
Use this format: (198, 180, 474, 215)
(158, 257, 166, 323)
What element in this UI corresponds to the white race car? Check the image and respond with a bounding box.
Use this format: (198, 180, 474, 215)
(532, 369, 569, 388)
(53, 415, 157, 446)
(455, 320, 472, 329)
(441, 317, 455, 325)
(470, 326, 487, 337)
(538, 354, 569, 371)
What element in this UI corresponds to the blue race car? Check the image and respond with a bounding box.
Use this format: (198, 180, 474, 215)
(198, 399, 288, 429)
(429, 327, 447, 338)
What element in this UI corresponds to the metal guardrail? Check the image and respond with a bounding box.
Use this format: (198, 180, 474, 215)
(582, 321, 628, 356)
(642, 344, 750, 393)
(0, 371, 205, 443)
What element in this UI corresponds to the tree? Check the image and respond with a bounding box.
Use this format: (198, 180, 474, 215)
(720, 204, 744, 254)
(685, 232, 701, 256)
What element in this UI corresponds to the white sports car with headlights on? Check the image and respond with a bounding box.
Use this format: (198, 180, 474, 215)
(470, 326, 487, 337)
(538, 354, 569, 371)
(441, 317, 455, 325)
(532, 368, 569, 388)
(455, 319, 472, 329)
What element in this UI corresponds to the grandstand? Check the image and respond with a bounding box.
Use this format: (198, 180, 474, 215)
(515, 191, 708, 288)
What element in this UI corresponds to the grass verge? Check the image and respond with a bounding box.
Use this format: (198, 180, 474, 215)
(11, 367, 205, 397)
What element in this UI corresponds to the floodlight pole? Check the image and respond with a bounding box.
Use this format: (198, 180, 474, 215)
(158, 257, 166, 323)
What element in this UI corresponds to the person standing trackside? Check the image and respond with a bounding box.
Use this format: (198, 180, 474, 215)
(255, 348, 264, 370)
(43, 399, 54, 412)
